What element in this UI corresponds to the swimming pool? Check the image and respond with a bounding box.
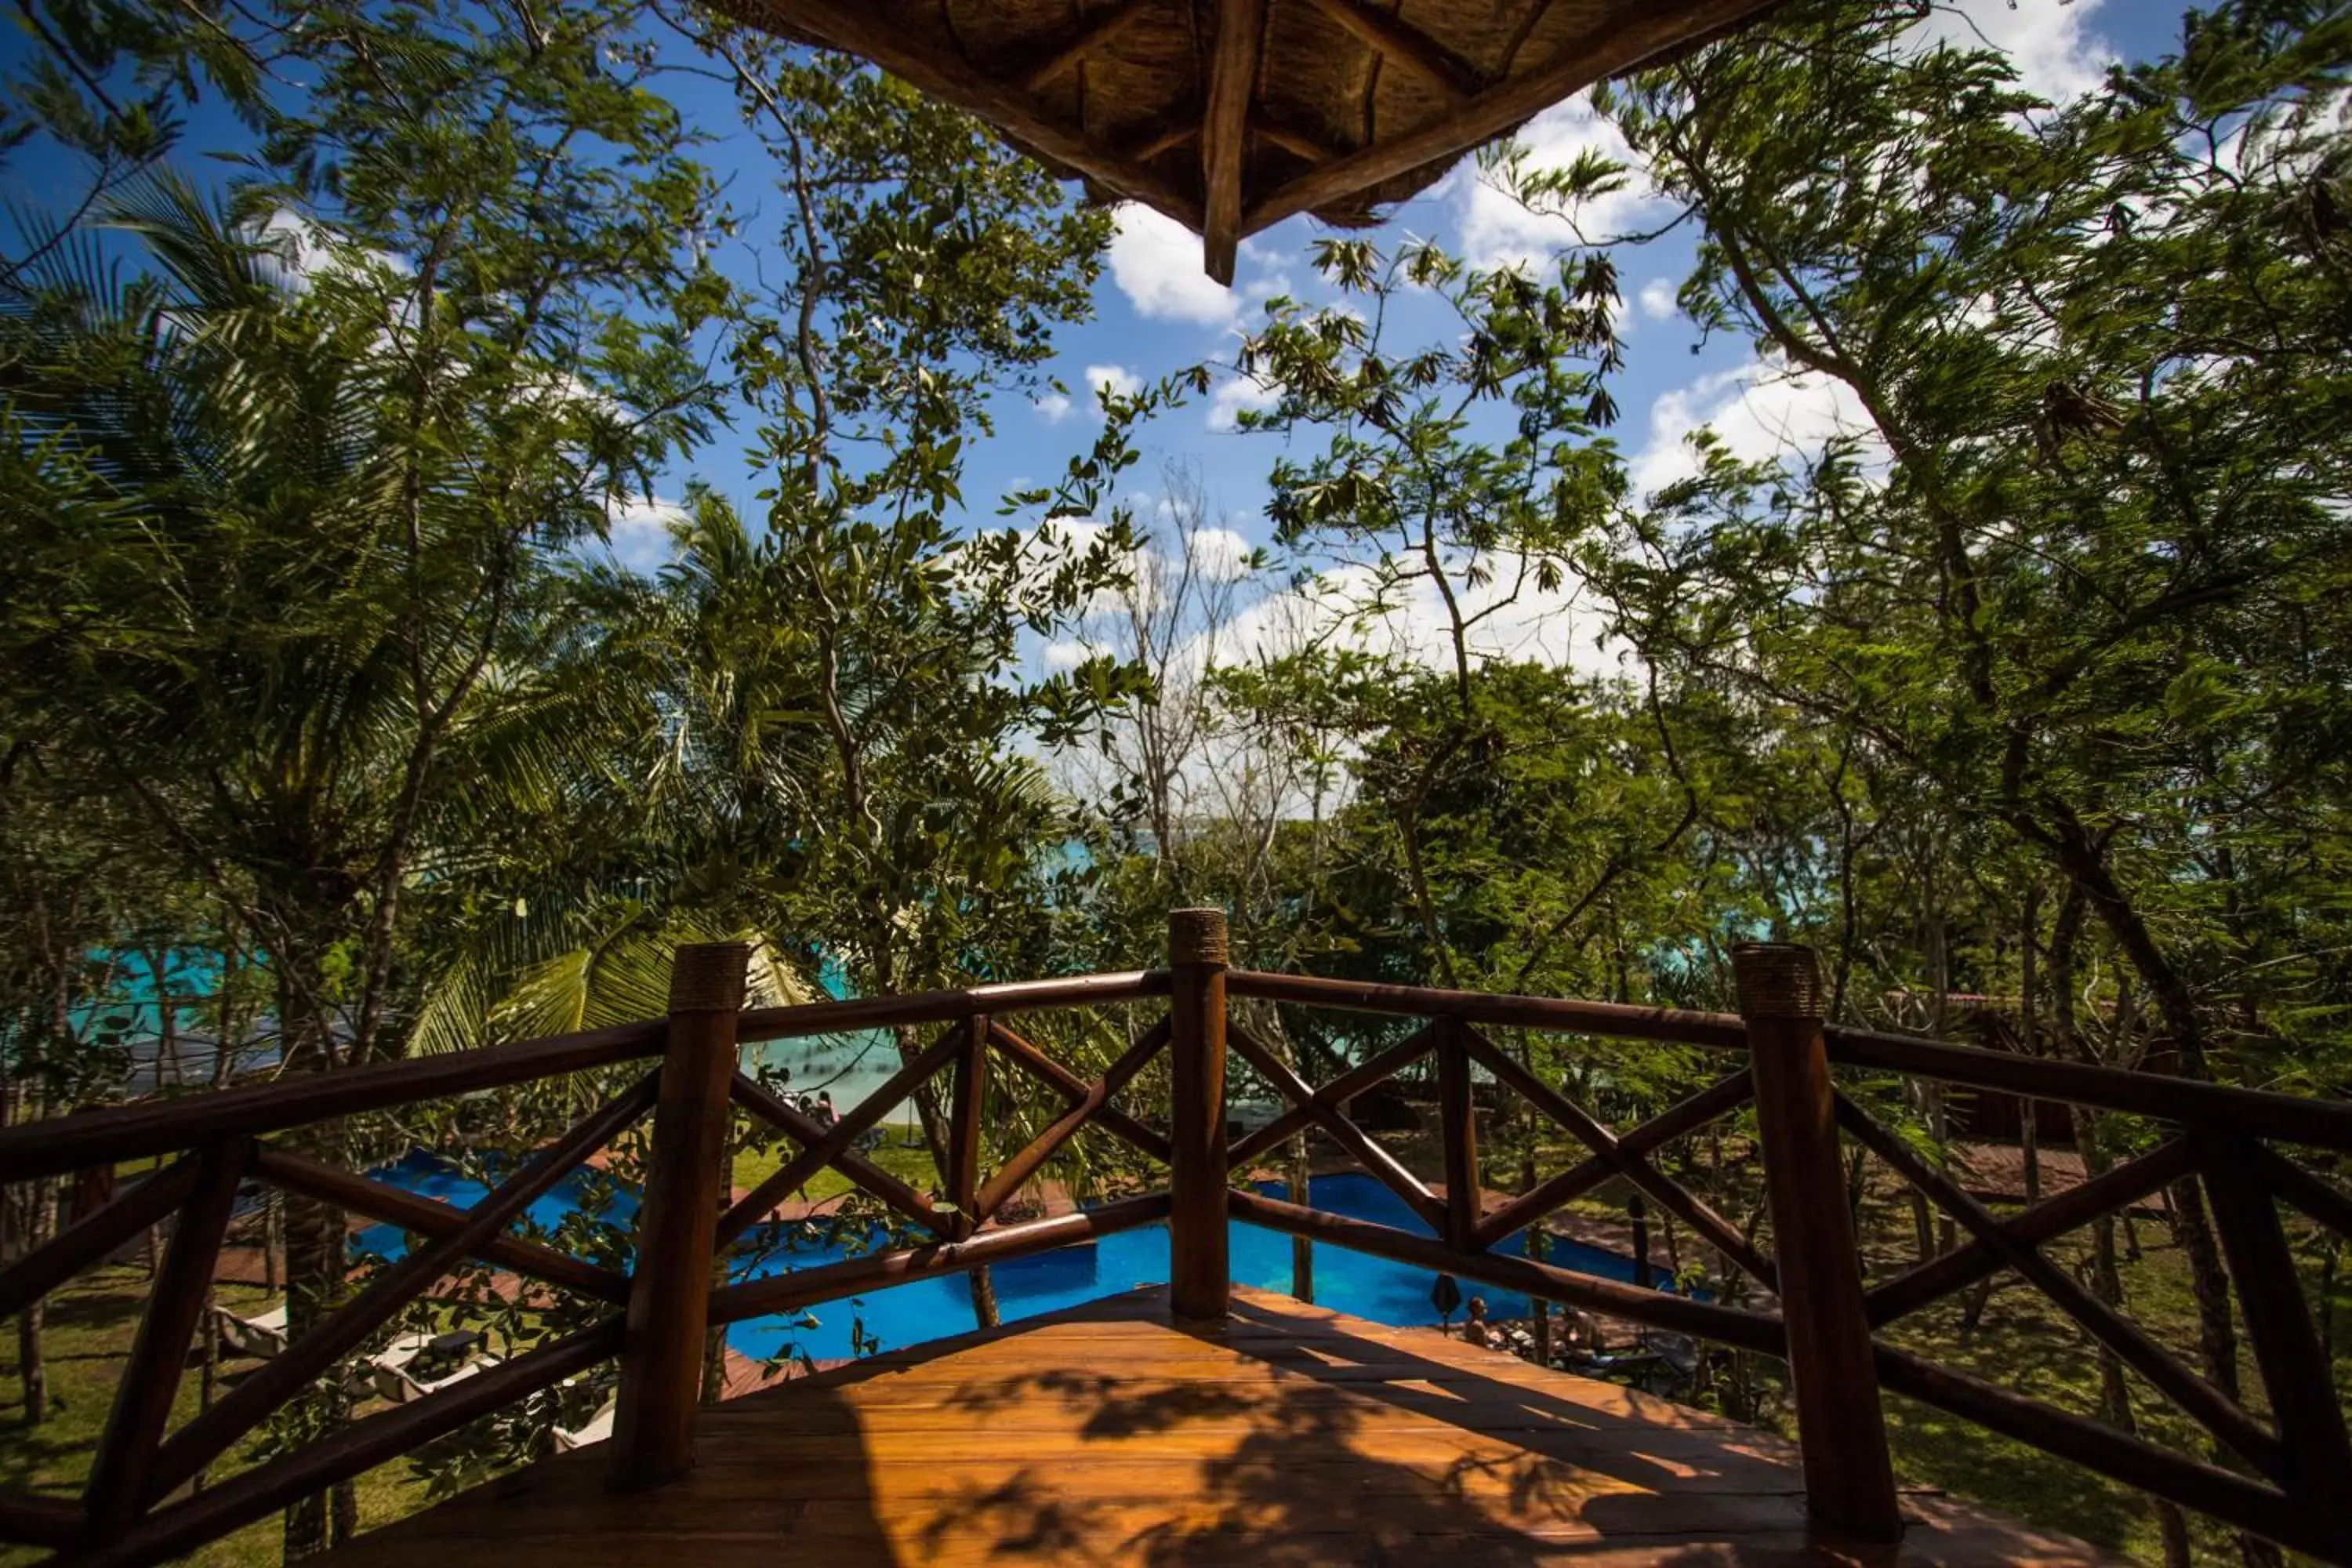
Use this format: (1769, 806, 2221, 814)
(355, 1156, 1657, 1364)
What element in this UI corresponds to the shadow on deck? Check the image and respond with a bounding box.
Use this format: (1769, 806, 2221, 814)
(327, 1287, 2118, 1566)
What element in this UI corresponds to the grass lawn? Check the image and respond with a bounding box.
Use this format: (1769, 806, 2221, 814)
(0, 1263, 434, 1567)
(729, 1119, 938, 1208)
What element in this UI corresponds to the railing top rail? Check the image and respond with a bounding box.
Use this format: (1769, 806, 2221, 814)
(734, 968, 1170, 1044)
(1224, 970, 1751, 1050)
(0, 1019, 669, 1184)
(1824, 1024, 2352, 1152)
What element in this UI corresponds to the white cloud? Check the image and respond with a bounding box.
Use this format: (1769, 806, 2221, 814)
(1207, 373, 1279, 431)
(1456, 92, 1673, 272)
(1042, 639, 1094, 671)
(1033, 391, 1073, 423)
(1631, 361, 1878, 497)
(1185, 526, 1256, 583)
(1084, 363, 1143, 405)
(605, 494, 687, 572)
(1107, 204, 1238, 326)
(1637, 278, 1679, 321)
(1924, 0, 2113, 106)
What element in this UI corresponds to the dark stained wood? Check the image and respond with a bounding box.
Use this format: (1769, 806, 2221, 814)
(1200, 0, 1265, 284)
(1019, 0, 1153, 92)
(1227, 1022, 1446, 1233)
(1826, 1024, 2352, 1151)
(1167, 909, 1232, 1319)
(717, 1024, 964, 1247)
(726, 1072, 948, 1234)
(1225, 968, 1751, 1050)
(735, 969, 1169, 1047)
(2249, 1139, 2352, 1243)
(1734, 944, 1902, 1543)
(2198, 1135, 2352, 1535)
(1837, 1096, 2282, 1482)
(89, 1323, 621, 1568)
(1473, 1069, 1755, 1250)
(706, 1194, 1173, 1325)
(0, 1020, 666, 1183)
(83, 1141, 247, 1534)
(1462, 1027, 1775, 1289)
(328, 1288, 2119, 1568)
(1252, 111, 1342, 165)
(153, 1079, 658, 1501)
(1229, 1186, 1784, 1353)
(1243, 0, 1786, 232)
(989, 1020, 1171, 1163)
(0, 1493, 82, 1549)
(611, 943, 749, 1490)
(975, 1018, 1170, 1221)
(720, 2, 1205, 227)
(946, 1014, 990, 1239)
(1298, 0, 1481, 98)
(1870, 1342, 2325, 1559)
(0, 1156, 196, 1323)
(1224, 1020, 1436, 1170)
(1436, 1017, 1480, 1251)
(250, 1145, 630, 1305)
(1865, 1137, 2196, 1327)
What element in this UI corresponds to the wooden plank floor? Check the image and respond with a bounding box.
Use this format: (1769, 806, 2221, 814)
(331, 1286, 2123, 1566)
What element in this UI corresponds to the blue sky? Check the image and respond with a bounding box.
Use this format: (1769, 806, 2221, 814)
(5, 0, 2182, 666)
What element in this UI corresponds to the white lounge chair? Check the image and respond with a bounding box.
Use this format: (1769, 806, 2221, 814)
(367, 1330, 498, 1404)
(550, 1396, 615, 1453)
(212, 1304, 288, 1359)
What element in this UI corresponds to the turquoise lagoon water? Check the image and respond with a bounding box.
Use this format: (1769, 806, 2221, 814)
(354, 1160, 1659, 1366)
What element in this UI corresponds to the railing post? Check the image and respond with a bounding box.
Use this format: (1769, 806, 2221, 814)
(1734, 942, 1904, 1543)
(1168, 908, 1230, 1323)
(610, 940, 748, 1491)
(1436, 1016, 1479, 1251)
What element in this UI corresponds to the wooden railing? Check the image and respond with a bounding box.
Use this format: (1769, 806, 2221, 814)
(0, 914, 2347, 1563)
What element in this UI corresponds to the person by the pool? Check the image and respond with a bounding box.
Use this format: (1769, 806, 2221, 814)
(1461, 1295, 1493, 1348)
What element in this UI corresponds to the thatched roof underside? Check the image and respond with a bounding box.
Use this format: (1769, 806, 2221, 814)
(706, 0, 1783, 281)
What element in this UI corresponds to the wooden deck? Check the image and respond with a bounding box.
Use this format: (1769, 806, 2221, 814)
(328, 1287, 2119, 1566)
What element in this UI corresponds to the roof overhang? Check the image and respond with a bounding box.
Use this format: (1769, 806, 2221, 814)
(706, 0, 1784, 281)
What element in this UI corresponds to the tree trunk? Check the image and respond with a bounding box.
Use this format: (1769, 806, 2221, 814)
(16, 1177, 53, 1425)
(1289, 1134, 1313, 1305)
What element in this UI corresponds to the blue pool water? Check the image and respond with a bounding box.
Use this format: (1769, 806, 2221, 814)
(356, 1159, 1657, 1366)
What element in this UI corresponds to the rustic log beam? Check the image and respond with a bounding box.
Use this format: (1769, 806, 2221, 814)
(1473, 1069, 1753, 1250)
(1461, 1026, 1776, 1289)
(1229, 1186, 1785, 1352)
(975, 1018, 1171, 1222)
(736, 970, 1168, 1045)
(1225, 1022, 1436, 1170)
(1244, 0, 1784, 234)
(1167, 909, 1233, 1319)
(1735, 943, 1902, 1543)
(84, 1323, 619, 1568)
(716, 1024, 964, 1248)
(0, 1156, 198, 1323)
(1225, 969, 1750, 1049)
(1866, 1137, 2195, 1326)
(251, 1145, 631, 1305)
(1436, 1018, 1480, 1251)
(2199, 1134, 2352, 1532)
(991, 1020, 1171, 1163)
(1200, 0, 1265, 284)
(708, 1193, 1171, 1325)
(727, 1073, 949, 1235)
(84, 1142, 247, 1534)
(1298, 0, 1481, 99)
(150, 1079, 656, 1504)
(1227, 1022, 1445, 1233)
(1839, 1096, 2284, 1483)
(728, 1, 1203, 227)
(1020, 0, 1155, 93)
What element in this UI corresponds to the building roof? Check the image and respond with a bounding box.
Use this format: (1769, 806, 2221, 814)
(706, 0, 1784, 280)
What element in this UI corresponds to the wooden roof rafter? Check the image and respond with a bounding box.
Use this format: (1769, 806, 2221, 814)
(708, 0, 1788, 278)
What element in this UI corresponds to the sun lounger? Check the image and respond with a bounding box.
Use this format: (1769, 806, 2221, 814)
(368, 1328, 496, 1404)
(550, 1397, 616, 1453)
(212, 1303, 288, 1359)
